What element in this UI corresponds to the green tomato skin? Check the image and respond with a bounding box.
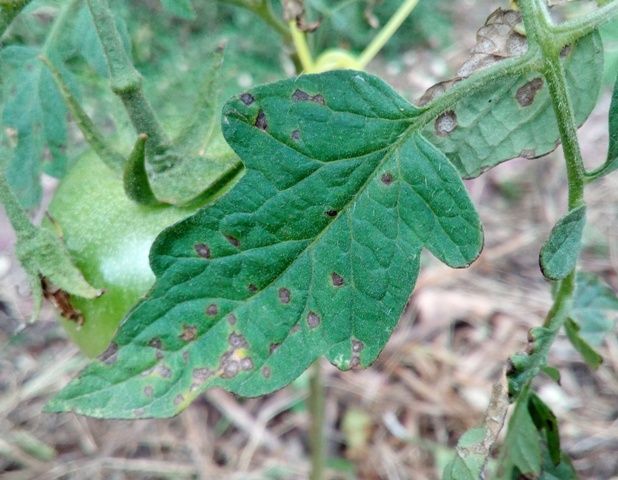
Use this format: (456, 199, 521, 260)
(47, 152, 196, 357)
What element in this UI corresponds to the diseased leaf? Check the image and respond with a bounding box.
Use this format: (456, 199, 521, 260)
(46, 70, 483, 418)
(571, 272, 618, 345)
(539, 205, 586, 281)
(504, 393, 542, 476)
(565, 318, 604, 369)
(160, 0, 196, 20)
(421, 9, 603, 178)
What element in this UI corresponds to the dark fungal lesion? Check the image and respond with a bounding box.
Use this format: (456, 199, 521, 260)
(291, 89, 325, 105)
(254, 110, 268, 130)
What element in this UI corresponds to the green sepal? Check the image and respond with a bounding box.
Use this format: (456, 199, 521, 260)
(123, 134, 160, 206)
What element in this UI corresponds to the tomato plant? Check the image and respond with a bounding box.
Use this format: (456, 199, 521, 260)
(1, 0, 618, 478)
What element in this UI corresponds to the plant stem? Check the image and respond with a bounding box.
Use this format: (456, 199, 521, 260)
(357, 0, 420, 69)
(87, 0, 170, 150)
(308, 360, 325, 480)
(552, 0, 618, 40)
(290, 21, 314, 71)
(0, 0, 32, 37)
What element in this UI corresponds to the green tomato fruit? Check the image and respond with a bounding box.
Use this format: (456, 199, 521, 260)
(46, 152, 197, 357)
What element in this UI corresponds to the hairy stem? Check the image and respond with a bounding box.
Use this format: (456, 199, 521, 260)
(308, 361, 326, 480)
(0, 0, 33, 37)
(87, 0, 170, 149)
(511, 0, 586, 389)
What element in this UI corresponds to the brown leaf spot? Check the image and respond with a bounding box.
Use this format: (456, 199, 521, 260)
(174, 394, 185, 406)
(144, 385, 153, 398)
(560, 45, 572, 58)
(292, 89, 325, 105)
(262, 366, 271, 378)
(225, 235, 240, 247)
(194, 243, 211, 258)
(229, 333, 247, 348)
(193, 367, 213, 383)
(155, 350, 164, 360)
(381, 172, 393, 185)
(149, 338, 162, 349)
(352, 339, 364, 353)
(156, 364, 172, 378)
(291, 129, 301, 141)
(255, 110, 268, 130)
(206, 304, 218, 316)
(435, 111, 458, 136)
(307, 311, 321, 328)
(520, 149, 536, 159)
(240, 358, 254, 370)
(516, 78, 544, 107)
(179, 325, 197, 342)
(42, 278, 85, 325)
(222, 360, 240, 378)
(248, 284, 258, 293)
(98, 342, 118, 365)
(227, 314, 237, 325)
(269, 343, 280, 354)
(278, 287, 291, 304)
(240, 93, 255, 105)
(350, 356, 361, 369)
(325, 209, 338, 217)
(331, 272, 344, 287)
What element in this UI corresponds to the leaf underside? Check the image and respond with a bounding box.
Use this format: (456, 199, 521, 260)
(571, 273, 618, 346)
(423, 30, 603, 178)
(47, 70, 483, 418)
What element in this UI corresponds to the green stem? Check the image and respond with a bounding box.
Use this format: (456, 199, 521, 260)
(519, 0, 585, 209)
(357, 0, 420, 68)
(86, 0, 170, 149)
(552, 0, 618, 40)
(0, 0, 33, 37)
(308, 361, 326, 480)
(0, 171, 36, 239)
(290, 20, 314, 71)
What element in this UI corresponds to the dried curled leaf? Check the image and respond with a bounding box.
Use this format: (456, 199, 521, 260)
(420, 9, 603, 178)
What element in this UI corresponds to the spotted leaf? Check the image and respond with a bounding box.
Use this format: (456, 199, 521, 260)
(46, 70, 483, 418)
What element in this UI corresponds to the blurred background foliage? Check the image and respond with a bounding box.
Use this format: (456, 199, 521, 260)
(0, 0, 453, 208)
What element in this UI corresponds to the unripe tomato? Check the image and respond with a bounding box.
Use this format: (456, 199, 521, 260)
(46, 152, 197, 357)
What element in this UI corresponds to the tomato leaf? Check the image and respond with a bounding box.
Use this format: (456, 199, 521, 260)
(528, 393, 561, 466)
(571, 272, 618, 345)
(504, 393, 542, 476)
(539, 205, 586, 281)
(46, 70, 483, 418)
(565, 318, 603, 369)
(422, 17, 603, 179)
(442, 427, 486, 480)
